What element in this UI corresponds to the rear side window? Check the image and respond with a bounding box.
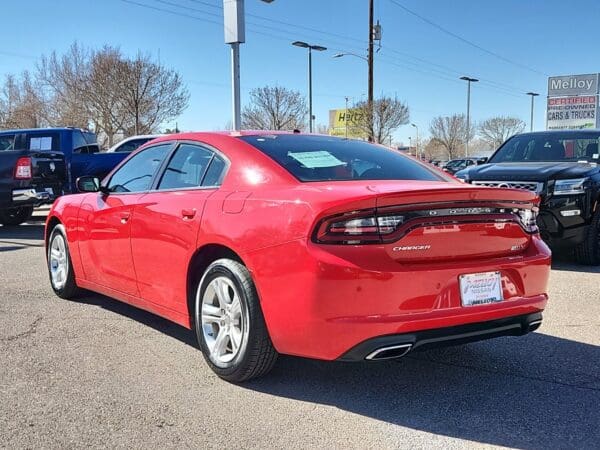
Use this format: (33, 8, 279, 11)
(0, 134, 15, 151)
(108, 144, 171, 193)
(158, 143, 214, 190)
(202, 155, 227, 186)
(239, 135, 443, 182)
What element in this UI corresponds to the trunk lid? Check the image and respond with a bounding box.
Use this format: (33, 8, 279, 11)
(311, 180, 538, 262)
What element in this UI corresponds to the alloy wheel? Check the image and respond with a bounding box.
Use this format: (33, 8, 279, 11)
(200, 276, 248, 365)
(49, 234, 68, 290)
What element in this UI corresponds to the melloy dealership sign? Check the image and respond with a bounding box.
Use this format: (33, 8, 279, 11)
(547, 74, 599, 130)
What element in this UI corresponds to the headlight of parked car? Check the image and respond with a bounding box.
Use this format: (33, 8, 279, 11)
(454, 170, 469, 182)
(553, 178, 587, 195)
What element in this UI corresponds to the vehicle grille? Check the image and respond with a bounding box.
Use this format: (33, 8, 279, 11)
(471, 180, 543, 193)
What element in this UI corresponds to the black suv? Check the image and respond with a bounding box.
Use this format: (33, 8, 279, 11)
(456, 130, 600, 264)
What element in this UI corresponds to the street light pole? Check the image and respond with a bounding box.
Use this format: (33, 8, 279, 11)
(460, 76, 479, 156)
(292, 41, 326, 133)
(411, 123, 419, 160)
(526, 92, 539, 132)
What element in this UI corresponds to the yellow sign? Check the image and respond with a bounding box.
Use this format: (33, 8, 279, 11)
(328, 109, 366, 138)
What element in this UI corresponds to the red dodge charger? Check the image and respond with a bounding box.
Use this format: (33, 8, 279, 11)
(45, 132, 551, 381)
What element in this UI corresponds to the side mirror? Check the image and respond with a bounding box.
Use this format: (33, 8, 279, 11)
(76, 176, 101, 193)
(477, 157, 488, 164)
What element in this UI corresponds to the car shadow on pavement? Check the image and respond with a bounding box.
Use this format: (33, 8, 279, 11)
(74, 292, 197, 347)
(71, 291, 599, 448)
(243, 333, 600, 449)
(0, 223, 45, 244)
(551, 257, 600, 274)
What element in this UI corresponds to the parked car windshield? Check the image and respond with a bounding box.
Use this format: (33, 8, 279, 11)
(489, 132, 600, 163)
(239, 134, 444, 182)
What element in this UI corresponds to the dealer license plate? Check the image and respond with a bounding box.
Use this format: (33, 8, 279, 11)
(459, 271, 503, 307)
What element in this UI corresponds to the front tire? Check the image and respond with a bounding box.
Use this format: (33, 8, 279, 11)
(194, 259, 277, 382)
(47, 224, 82, 299)
(575, 210, 600, 265)
(0, 206, 34, 226)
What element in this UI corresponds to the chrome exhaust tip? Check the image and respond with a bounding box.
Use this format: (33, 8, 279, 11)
(527, 319, 542, 332)
(365, 343, 413, 360)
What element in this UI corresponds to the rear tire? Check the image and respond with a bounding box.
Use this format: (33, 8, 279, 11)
(47, 224, 82, 299)
(0, 206, 34, 226)
(194, 258, 277, 382)
(575, 210, 600, 265)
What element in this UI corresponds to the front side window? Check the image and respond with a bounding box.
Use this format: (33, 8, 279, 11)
(107, 144, 171, 193)
(158, 144, 214, 190)
(239, 135, 443, 182)
(73, 130, 98, 153)
(490, 132, 600, 163)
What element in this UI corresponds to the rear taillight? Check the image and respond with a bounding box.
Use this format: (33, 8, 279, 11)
(315, 205, 539, 245)
(516, 207, 539, 233)
(15, 157, 32, 179)
(316, 211, 405, 244)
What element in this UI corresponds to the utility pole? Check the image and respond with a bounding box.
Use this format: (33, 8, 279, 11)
(460, 76, 478, 156)
(368, 0, 374, 142)
(526, 92, 539, 132)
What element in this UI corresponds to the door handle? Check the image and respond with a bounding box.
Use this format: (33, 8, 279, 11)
(120, 212, 130, 224)
(181, 208, 197, 219)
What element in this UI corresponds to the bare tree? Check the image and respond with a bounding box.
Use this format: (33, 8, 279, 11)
(315, 123, 329, 134)
(479, 116, 525, 149)
(429, 114, 473, 159)
(117, 53, 189, 135)
(350, 95, 409, 144)
(36, 43, 189, 146)
(36, 43, 91, 129)
(0, 72, 46, 129)
(242, 86, 306, 130)
(421, 137, 448, 161)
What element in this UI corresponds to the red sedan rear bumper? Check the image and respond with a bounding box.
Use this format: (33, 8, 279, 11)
(245, 235, 551, 361)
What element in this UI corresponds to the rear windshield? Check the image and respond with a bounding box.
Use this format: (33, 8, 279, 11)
(239, 135, 443, 182)
(490, 132, 600, 163)
(24, 132, 61, 151)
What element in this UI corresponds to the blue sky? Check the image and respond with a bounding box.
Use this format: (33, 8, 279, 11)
(2, 0, 600, 144)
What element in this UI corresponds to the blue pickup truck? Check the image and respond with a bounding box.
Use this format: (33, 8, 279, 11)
(0, 127, 129, 225)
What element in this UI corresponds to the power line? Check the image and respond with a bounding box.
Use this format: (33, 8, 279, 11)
(0, 50, 37, 60)
(150, 0, 368, 54)
(185, 0, 369, 46)
(387, 0, 548, 77)
(119, 0, 536, 100)
(120, 0, 222, 26)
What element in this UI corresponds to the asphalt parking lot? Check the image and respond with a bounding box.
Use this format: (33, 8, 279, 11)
(1, 209, 599, 449)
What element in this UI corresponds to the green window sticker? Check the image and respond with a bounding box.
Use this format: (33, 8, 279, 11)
(288, 151, 345, 168)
